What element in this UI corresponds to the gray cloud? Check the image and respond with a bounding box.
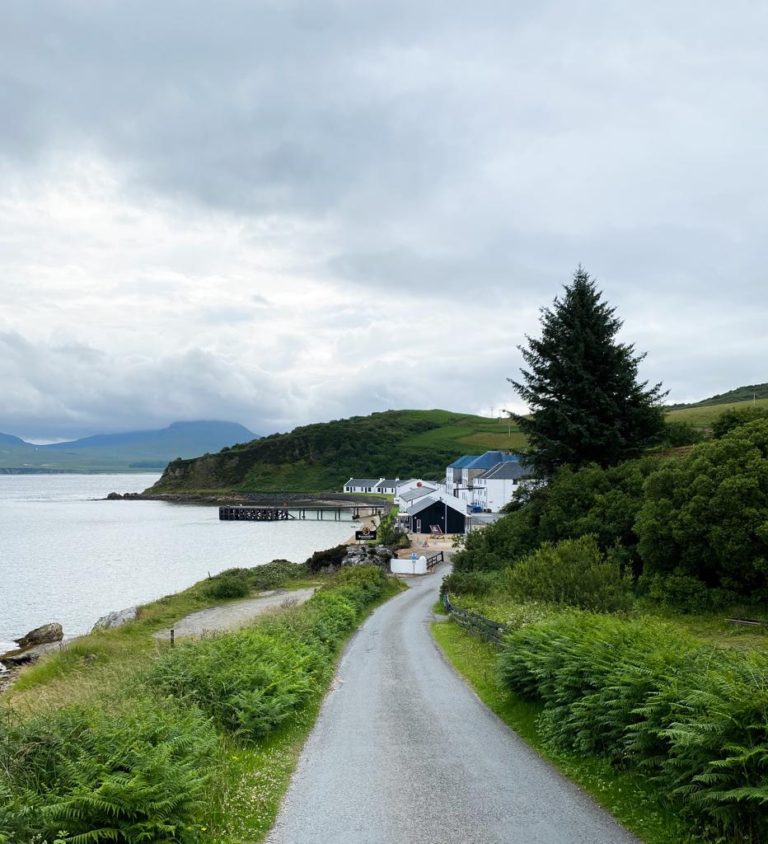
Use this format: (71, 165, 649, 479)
(1, 1, 767, 438)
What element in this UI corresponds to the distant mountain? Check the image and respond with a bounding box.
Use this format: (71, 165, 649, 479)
(668, 382, 768, 410)
(0, 420, 256, 473)
(46, 420, 254, 455)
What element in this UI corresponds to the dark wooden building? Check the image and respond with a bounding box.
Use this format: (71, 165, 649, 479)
(407, 494, 467, 534)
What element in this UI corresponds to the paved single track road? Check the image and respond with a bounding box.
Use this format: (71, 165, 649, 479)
(268, 565, 638, 844)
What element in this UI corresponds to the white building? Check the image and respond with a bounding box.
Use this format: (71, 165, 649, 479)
(473, 462, 531, 512)
(343, 477, 384, 494)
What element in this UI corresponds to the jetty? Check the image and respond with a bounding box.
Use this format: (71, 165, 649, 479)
(219, 504, 387, 522)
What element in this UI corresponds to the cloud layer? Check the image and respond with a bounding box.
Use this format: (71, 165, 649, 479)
(1, 2, 766, 438)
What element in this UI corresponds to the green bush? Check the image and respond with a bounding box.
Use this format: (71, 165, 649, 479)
(660, 420, 704, 447)
(505, 536, 633, 612)
(453, 459, 653, 575)
(0, 697, 215, 843)
(206, 569, 250, 599)
(637, 571, 734, 613)
(150, 566, 389, 742)
(249, 558, 306, 590)
(306, 544, 348, 572)
(636, 418, 768, 596)
(498, 613, 768, 841)
(712, 406, 768, 438)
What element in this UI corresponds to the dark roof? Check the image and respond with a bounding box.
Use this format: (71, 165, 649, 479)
(345, 478, 381, 487)
(377, 479, 399, 487)
(479, 462, 531, 481)
(406, 494, 467, 516)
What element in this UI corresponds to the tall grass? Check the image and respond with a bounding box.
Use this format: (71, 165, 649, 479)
(1, 565, 395, 843)
(499, 613, 768, 841)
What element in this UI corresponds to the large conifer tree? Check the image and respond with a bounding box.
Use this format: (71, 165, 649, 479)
(510, 268, 665, 476)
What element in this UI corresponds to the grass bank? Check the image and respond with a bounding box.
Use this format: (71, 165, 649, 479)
(432, 619, 688, 844)
(1, 564, 404, 843)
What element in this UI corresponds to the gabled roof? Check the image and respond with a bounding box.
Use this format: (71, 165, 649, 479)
(395, 478, 417, 489)
(406, 493, 468, 516)
(376, 479, 399, 488)
(479, 462, 531, 481)
(345, 478, 381, 487)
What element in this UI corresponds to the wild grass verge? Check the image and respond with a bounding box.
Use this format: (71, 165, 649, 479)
(1, 565, 403, 843)
(431, 619, 689, 844)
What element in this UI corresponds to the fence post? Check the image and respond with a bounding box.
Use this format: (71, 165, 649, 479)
(170, 628, 175, 648)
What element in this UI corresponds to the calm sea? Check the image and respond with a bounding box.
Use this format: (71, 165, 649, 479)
(0, 474, 354, 650)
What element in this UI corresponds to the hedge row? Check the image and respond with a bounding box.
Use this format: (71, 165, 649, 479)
(499, 613, 768, 841)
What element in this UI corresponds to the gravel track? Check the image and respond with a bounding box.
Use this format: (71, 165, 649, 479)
(267, 566, 638, 844)
(154, 588, 315, 640)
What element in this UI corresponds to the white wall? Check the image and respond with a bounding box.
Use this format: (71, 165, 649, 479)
(390, 555, 427, 575)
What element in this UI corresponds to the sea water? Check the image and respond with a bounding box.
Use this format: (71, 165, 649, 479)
(0, 474, 353, 649)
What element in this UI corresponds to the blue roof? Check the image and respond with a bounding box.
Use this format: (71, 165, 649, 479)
(465, 451, 516, 470)
(447, 455, 479, 469)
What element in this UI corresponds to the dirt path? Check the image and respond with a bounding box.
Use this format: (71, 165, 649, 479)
(154, 587, 316, 641)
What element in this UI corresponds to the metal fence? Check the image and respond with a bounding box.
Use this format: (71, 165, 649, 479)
(442, 593, 509, 646)
(426, 551, 444, 570)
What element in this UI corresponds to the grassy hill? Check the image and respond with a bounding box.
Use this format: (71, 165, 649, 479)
(149, 410, 526, 494)
(667, 382, 768, 410)
(667, 397, 768, 429)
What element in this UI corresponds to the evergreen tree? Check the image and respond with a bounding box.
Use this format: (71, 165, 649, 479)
(510, 267, 665, 475)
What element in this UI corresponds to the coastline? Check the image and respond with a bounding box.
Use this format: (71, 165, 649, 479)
(107, 489, 393, 507)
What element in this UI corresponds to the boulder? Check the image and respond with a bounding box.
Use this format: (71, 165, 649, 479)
(92, 606, 138, 632)
(14, 622, 63, 650)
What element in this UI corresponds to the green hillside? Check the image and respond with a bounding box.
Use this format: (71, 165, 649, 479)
(147, 387, 768, 495)
(149, 410, 526, 494)
(667, 382, 768, 410)
(667, 397, 768, 429)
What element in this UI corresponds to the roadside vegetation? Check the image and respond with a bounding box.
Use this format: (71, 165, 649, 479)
(437, 269, 768, 843)
(0, 563, 402, 843)
(442, 420, 768, 842)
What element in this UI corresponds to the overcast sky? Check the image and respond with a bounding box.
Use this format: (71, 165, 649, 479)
(1, 1, 766, 439)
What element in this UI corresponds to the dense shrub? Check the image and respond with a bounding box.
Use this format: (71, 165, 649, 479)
(637, 572, 734, 613)
(453, 459, 653, 575)
(150, 566, 390, 742)
(440, 569, 502, 598)
(206, 569, 250, 599)
(712, 405, 768, 438)
(636, 418, 768, 596)
(306, 544, 348, 572)
(505, 536, 633, 612)
(249, 558, 306, 590)
(660, 419, 704, 447)
(0, 697, 215, 843)
(499, 614, 768, 841)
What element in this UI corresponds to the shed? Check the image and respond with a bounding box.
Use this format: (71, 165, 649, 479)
(406, 493, 467, 534)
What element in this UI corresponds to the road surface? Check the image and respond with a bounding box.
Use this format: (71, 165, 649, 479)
(267, 566, 638, 844)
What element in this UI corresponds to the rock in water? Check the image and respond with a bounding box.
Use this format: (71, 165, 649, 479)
(14, 622, 63, 649)
(92, 607, 138, 631)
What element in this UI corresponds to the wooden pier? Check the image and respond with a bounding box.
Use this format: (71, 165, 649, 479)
(219, 504, 386, 522)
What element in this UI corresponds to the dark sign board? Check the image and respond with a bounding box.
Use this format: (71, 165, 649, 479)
(355, 528, 377, 541)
